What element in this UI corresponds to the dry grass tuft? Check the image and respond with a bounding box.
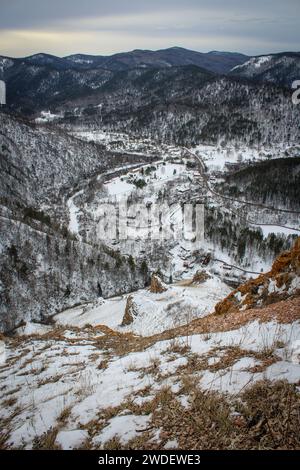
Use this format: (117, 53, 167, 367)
(2, 397, 18, 408)
(0, 431, 11, 449)
(32, 427, 61, 450)
(57, 406, 72, 424)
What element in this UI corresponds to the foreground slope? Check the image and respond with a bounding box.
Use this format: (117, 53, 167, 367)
(0, 241, 299, 449)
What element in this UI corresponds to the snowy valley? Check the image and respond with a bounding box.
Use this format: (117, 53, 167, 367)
(0, 44, 300, 451)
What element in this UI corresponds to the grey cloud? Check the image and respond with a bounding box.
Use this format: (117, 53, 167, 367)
(1, 0, 299, 29)
(0, 0, 299, 56)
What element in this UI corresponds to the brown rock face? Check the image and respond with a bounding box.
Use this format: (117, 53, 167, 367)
(121, 295, 139, 326)
(214, 237, 300, 315)
(150, 274, 167, 294)
(271, 237, 300, 277)
(215, 298, 237, 316)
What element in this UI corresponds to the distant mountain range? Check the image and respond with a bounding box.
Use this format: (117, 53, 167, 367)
(0, 47, 249, 74)
(1, 47, 299, 79)
(0, 47, 299, 124)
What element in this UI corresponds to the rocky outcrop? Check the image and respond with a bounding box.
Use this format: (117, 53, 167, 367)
(191, 270, 211, 285)
(215, 237, 300, 315)
(149, 274, 167, 294)
(121, 295, 139, 326)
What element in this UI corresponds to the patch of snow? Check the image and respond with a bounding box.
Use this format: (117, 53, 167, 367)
(264, 361, 300, 383)
(164, 439, 179, 449)
(268, 279, 285, 295)
(190, 321, 300, 357)
(256, 224, 300, 238)
(177, 395, 190, 408)
(289, 276, 300, 295)
(159, 357, 188, 376)
(106, 177, 134, 197)
(200, 368, 258, 394)
(56, 429, 89, 450)
(0, 341, 5, 364)
(93, 414, 151, 446)
(253, 56, 273, 68)
(15, 322, 53, 336)
(55, 298, 126, 329)
(287, 340, 300, 364)
(231, 55, 272, 72)
(35, 110, 63, 123)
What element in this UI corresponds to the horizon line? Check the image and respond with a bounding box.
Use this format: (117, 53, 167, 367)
(1, 45, 300, 60)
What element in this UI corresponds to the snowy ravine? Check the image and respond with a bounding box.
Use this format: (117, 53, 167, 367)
(67, 190, 84, 237)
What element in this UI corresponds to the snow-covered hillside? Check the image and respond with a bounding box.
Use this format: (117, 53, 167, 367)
(230, 53, 300, 87)
(55, 274, 230, 336)
(0, 296, 299, 449)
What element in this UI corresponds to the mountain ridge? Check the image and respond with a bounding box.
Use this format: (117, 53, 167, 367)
(1, 47, 249, 73)
(229, 52, 300, 87)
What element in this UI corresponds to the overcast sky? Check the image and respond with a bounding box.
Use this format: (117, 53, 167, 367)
(0, 0, 299, 57)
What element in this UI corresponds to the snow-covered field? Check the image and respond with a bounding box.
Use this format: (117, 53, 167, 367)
(252, 224, 300, 238)
(193, 143, 298, 173)
(35, 110, 64, 124)
(100, 161, 187, 199)
(55, 298, 126, 331)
